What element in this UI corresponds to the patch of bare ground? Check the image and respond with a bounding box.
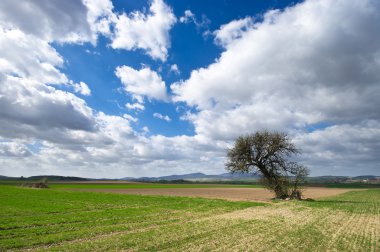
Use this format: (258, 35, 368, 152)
(52, 180, 140, 184)
(75, 187, 358, 202)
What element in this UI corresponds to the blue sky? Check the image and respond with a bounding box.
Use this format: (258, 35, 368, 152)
(0, 0, 379, 178)
(54, 0, 303, 137)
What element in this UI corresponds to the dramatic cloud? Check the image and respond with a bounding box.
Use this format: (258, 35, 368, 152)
(173, 0, 380, 123)
(0, 0, 129, 46)
(294, 121, 380, 175)
(172, 0, 380, 175)
(83, 0, 116, 37)
(111, 0, 176, 61)
(0, 0, 176, 59)
(115, 66, 169, 102)
(0, 27, 96, 142)
(0, 0, 190, 178)
(0, 0, 379, 178)
(0, 140, 32, 157)
(0, 28, 67, 84)
(0, 6, 100, 148)
(0, 0, 150, 180)
(0, 76, 95, 135)
(0, 0, 93, 43)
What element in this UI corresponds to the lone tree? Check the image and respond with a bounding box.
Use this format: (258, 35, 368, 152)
(226, 130, 309, 199)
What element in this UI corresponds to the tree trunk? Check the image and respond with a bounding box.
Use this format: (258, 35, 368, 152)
(257, 164, 289, 199)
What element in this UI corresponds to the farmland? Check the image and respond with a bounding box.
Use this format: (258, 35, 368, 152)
(69, 187, 357, 202)
(0, 184, 379, 251)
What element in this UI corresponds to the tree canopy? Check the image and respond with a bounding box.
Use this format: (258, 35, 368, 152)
(226, 130, 309, 199)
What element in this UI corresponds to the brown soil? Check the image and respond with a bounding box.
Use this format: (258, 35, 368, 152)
(52, 180, 140, 184)
(76, 187, 357, 202)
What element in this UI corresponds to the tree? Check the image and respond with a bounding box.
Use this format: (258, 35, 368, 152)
(226, 130, 309, 199)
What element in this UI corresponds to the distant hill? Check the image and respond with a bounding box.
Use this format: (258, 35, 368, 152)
(122, 172, 261, 182)
(352, 175, 379, 180)
(0, 175, 18, 180)
(0, 175, 89, 181)
(307, 175, 379, 183)
(1, 173, 378, 183)
(27, 175, 89, 181)
(122, 173, 380, 183)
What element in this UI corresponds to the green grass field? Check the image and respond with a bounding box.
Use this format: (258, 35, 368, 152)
(0, 185, 379, 251)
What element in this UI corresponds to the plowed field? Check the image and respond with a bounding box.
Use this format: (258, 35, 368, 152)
(76, 187, 356, 201)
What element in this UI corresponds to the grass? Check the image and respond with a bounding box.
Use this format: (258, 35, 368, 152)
(301, 189, 380, 213)
(324, 183, 380, 189)
(0, 185, 263, 251)
(0, 185, 379, 251)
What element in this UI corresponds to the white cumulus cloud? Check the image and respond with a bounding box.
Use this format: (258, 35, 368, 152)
(111, 0, 176, 61)
(171, 0, 380, 175)
(214, 17, 253, 47)
(0, 0, 94, 44)
(0, 27, 67, 84)
(115, 66, 169, 102)
(1, 0, 379, 178)
(0, 140, 32, 157)
(83, 0, 116, 38)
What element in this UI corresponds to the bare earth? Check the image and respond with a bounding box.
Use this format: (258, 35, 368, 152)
(53, 180, 140, 184)
(78, 187, 356, 201)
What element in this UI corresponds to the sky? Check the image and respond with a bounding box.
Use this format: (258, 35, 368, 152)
(0, 0, 379, 178)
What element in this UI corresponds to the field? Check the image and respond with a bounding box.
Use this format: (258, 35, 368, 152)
(0, 183, 379, 251)
(71, 187, 357, 202)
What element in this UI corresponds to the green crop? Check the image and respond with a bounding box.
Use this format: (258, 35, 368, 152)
(0, 185, 378, 251)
